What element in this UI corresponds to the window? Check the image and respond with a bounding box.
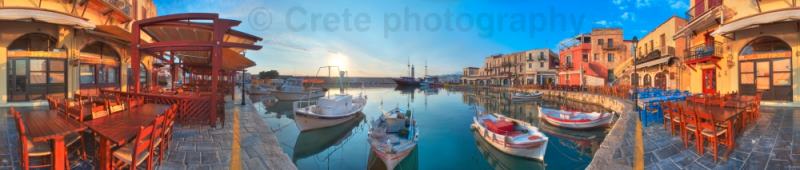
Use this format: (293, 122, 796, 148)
(540, 62, 544, 67)
(7, 58, 67, 101)
(8, 33, 63, 52)
(528, 63, 532, 68)
(528, 53, 532, 60)
(598, 39, 604, 45)
(607, 39, 614, 48)
(80, 42, 120, 87)
(607, 53, 614, 62)
(593, 53, 598, 61)
(582, 54, 588, 62)
(80, 65, 96, 84)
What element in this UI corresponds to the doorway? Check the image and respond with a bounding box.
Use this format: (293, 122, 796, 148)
(702, 68, 716, 94)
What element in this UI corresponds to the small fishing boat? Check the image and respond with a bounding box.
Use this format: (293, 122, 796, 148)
(368, 107, 418, 170)
(537, 106, 613, 130)
(472, 112, 549, 160)
(510, 91, 543, 101)
(272, 77, 325, 101)
(293, 113, 365, 161)
(472, 130, 546, 170)
(293, 94, 367, 131)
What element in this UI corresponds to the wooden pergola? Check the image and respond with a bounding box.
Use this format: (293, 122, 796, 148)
(121, 13, 262, 127)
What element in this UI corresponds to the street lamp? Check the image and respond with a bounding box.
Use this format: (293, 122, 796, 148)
(632, 36, 639, 112)
(241, 69, 247, 106)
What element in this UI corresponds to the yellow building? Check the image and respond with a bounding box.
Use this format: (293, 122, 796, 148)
(628, 16, 688, 89)
(677, 0, 800, 102)
(0, 0, 157, 105)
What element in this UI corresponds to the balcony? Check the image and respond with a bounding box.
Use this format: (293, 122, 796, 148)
(601, 44, 625, 51)
(686, 0, 723, 21)
(90, 0, 132, 21)
(635, 47, 675, 64)
(683, 42, 723, 69)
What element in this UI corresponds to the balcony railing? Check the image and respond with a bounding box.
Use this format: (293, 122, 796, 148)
(635, 46, 676, 64)
(686, 0, 723, 21)
(601, 44, 625, 51)
(686, 42, 723, 61)
(101, 0, 132, 16)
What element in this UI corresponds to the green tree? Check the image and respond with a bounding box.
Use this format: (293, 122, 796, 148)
(258, 70, 280, 79)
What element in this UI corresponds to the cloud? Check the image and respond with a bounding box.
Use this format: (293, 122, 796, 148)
(666, 0, 689, 10)
(620, 12, 636, 21)
(611, 0, 653, 9)
(594, 20, 623, 27)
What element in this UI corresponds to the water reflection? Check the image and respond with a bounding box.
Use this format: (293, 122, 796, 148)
(253, 87, 610, 170)
(293, 113, 366, 161)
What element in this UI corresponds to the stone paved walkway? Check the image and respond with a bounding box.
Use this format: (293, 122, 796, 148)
(643, 106, 800, 170)
(0, 89, 296, 170)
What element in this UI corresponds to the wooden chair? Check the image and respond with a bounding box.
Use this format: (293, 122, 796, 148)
(91, 104, 110, 120)
(106, 100, 125, 114)
(10, 108, 54, 170)
(697, 108, 730, 162)
(681, 104, 701, 152)
(111, 115, 164, 170)
(662, 102, 681, 136)
(157, 105, 179, 165)
(61, 98, 88, 161)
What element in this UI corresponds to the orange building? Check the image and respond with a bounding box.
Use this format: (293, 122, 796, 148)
(558, 35, 608, 86)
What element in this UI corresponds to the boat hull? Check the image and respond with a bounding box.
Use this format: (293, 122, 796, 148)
(538, 107, 613, 130)
(392, 78, 420, 86)
(293, 113, 364, 161)
(471, 117, 548, 160)
(272, 90, 324, 101)
(370, 144, 416, 170)
(294, 112, 361, 131)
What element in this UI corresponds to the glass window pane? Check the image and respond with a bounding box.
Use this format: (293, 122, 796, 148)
(98, 66, 107, 83)
(757, 77, 770, 90)
(740, 62, 754, 73)
(49, 60, 65, 71)
(30, 59, 46, 71)
(757, 61, 770, 77)
(80, 65, 95, 84)
(107, 67, 117, 83)
(30, 72, 46, 84)
(740, 73, 754, 84)
(15, 60, 27, 76)
(49, 73, 65, 83)
(773, 72, 791, 86)
(773, 59, 791, 72)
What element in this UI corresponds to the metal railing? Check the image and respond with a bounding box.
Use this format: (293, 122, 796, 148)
(685, 42, 723, 61)
(686, 0, 723, 20)
(601, 44, 626, 51)
(636, 46, 676, 64)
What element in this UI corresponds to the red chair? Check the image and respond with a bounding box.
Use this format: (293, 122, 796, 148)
(696, 108, 730, 162)
(157, 105, 179, 165)
(112, 115, 165, 170)
(681, 104, 701, 151)
(10, 108, 54, 170)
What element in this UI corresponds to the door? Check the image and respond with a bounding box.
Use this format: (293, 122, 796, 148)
(8, 59, 29, 101)
(768, 58, 792, 101)
(702, 68, 716, 94)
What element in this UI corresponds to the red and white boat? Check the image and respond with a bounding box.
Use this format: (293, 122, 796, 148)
(538, 106, 613, 130)
(471, 113, 549, 160)
(368, 107, 418, 170)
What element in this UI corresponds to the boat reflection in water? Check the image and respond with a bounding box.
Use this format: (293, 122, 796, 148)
(537, 120, 603, 159)
(471, 130, 545, 170)
(293, 113, 366, 161)
(367, 147, 418, 170)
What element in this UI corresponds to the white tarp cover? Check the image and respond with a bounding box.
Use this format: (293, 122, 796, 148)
(712, 9, 800, 36)
(635, 57, 673, 69)
(0, 8, 95, 29)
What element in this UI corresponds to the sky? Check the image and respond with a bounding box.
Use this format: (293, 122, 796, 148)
(154, 0, 690, 77)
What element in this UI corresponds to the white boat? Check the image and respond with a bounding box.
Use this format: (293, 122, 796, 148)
(538, 106, 613, 130)
(368, 107, 419, 170)
(272, 78, 325, 101)
(293, 93, 367, 131)
(511, 91, 543, 101)
(472, 112, 548, 160)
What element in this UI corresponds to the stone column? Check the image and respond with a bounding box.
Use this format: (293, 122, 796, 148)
(0, 46, 7, 104)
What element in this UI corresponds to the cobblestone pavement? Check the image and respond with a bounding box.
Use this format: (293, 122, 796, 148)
(0, 90, 295, 170)
(643, 106, 800, 170)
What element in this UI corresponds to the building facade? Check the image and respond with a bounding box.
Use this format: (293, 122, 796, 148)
(590, 28, 633, 83)
(461, 48, 558, 86)
(622, 16, 688, 90)
(558, 34, 609, 87)
(677, 0, 800, 102)
(0, 0, 158, 105)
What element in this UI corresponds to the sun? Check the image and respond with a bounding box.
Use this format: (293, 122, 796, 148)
(328, 52, 349, 71)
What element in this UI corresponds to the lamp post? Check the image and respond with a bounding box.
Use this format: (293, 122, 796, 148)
(632, 36, 639, 112)
(241, 69, 247, 106)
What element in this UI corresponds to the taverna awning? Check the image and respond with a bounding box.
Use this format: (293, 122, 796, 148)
(0, 8, 95, 29)
(137, 16, 262, 71)
(712, 9, 800, 36)
(635, 57, 674, 70)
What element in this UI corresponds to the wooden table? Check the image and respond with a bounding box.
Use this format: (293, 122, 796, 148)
(21, 110, 87, 170)
(83, 104, 170, 170)
(679, 101, 742, 155)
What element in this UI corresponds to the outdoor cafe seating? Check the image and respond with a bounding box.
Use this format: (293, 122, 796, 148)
(658, 92, 762, 161)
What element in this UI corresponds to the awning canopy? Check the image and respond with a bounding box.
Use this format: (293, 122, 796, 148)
(635, 57, 674, 69)
(93, 25, 133, 42)
(0, 8, 95, 29)
(138, 19, 262, 71)
(712, 9, 800, 36)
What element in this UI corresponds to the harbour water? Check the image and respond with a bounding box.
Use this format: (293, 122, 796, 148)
(252, 86, 613, 170)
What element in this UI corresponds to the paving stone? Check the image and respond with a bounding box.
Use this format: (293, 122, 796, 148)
(654, 145, 680, 160)
(201, 152, 220, 164)
(766, 159, 791, 170)
(185, 151, 203, 164)
(774, 149, 792, 161)
(743, 152, 770, 170)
